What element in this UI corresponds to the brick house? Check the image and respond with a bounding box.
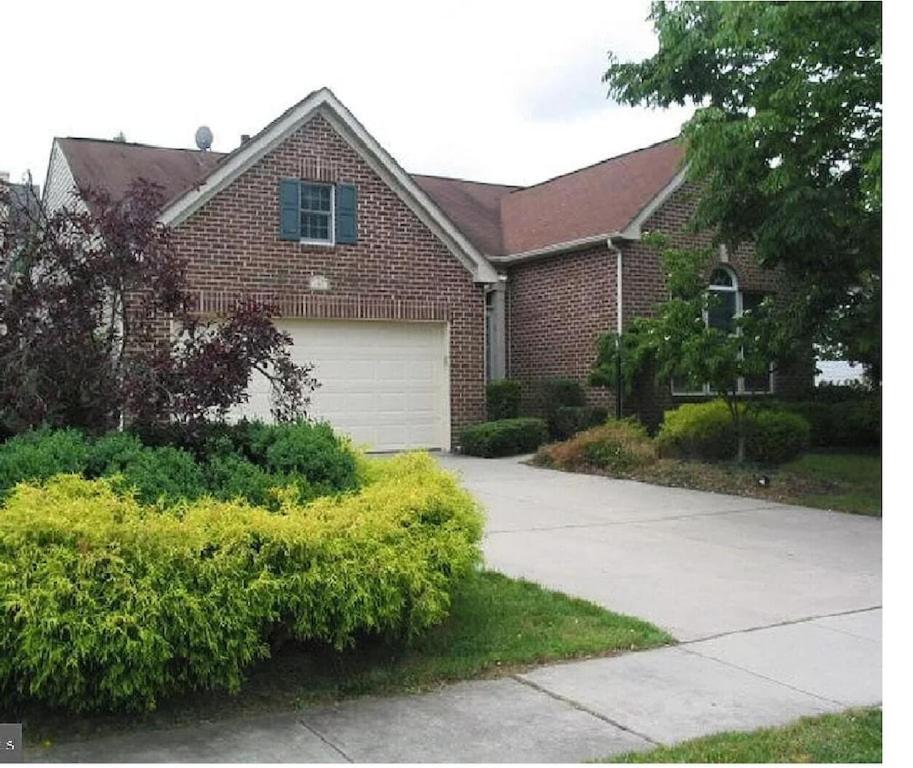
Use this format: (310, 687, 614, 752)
(42, 88, 807, 450)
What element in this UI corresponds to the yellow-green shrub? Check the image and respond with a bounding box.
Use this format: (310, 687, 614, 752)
(0, 453, 482, 712)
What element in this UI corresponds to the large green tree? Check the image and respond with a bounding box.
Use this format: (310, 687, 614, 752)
(605, 1, 881, 380)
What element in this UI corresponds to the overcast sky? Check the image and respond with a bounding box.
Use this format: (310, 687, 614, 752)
(3, 0, 693, 189)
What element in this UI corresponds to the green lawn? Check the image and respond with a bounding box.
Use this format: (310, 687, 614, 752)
(17, 570, 671, 747)
(606, 708, 882, 763)
(782, 451, 882, 516)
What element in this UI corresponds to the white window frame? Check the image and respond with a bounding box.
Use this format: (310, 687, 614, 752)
(671, 265, 774, 397)
(299, 182, 335, 246)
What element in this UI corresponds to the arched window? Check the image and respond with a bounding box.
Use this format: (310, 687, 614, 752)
(707, 266, 739, 334)
(671, 265, 772, 396)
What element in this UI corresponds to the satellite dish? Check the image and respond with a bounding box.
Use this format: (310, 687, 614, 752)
(194, 126, 213, 151)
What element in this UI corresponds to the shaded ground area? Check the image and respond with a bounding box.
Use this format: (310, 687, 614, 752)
(14, 571, 669, 748)
(606, 707, 881, 763)
(532, 450, 881, 517)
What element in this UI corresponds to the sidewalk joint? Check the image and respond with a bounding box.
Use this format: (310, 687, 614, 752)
(511, 675, 661, 747)
(298, 718, 353, 763)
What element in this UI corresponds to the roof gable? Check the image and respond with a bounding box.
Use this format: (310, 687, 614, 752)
(158, 88, 498, 283)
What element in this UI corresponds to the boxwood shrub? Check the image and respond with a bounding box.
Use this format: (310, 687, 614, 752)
(460, 417, 548, 458)
(551, 405, 609, 441)
(0, 453, 482, 712)
(746, 409, 811, 465)
(0, 428, 90, 499)
(486, 379, 522, 421)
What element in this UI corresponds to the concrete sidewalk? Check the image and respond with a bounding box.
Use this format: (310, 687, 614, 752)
(34, 608, 881, 763)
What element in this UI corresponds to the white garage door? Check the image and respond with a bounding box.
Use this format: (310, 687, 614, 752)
(238, 320, 449, 451)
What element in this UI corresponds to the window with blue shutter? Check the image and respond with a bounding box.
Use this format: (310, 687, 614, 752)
(279, 179, 300, 240)
(335, 184, 357, 244)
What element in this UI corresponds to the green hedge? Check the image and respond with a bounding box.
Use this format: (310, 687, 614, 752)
(460, 418, 548, 458)
(0, 422, 359, 508)
(486, 379, 522, 421)
(776, 398, 880, 448)
(657, 400, 810, 464)
(0, 453, 482, 712)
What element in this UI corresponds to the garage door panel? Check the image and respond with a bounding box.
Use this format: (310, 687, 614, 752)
(233, 320, 448, 451)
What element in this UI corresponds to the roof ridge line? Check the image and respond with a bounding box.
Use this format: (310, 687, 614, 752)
(507, 135, 681, 196)
(412, 172, 524, 189)
(59, 136, 227, 154)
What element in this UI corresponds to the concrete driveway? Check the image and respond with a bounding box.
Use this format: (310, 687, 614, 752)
(437, 454, 882, 642)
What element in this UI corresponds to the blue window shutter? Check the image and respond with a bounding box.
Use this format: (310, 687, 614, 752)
(335, 183, 357, 244)
(279, 179, 300, 240)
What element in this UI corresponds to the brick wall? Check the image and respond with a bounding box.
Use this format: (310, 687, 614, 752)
(170, 113, 486, 440)
(505, 244, 616, 411)
(505, 181, 812, 429)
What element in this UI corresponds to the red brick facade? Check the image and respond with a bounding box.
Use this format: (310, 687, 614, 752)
(170, 114, 487, 438)
(505, 245, 616, 410)
(505, 182, 812, 428)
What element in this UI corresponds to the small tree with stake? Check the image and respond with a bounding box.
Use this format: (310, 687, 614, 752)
(591, 236, 784, 463)
(0, 179, 317, 436)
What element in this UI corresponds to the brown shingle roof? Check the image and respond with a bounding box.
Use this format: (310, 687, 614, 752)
(499, 138, 685, 254)
(413, 174, 520, 256)
(56, 134, 684, 257)
(57, 138, 226, 206)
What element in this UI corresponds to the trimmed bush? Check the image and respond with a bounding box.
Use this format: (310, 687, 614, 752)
(261, 422, 358, 494)
(746, 409, 811, 464)
(0, 428, 89, 498)
(531, 378, 591, 438)
(551, 405, 609, 441)
(537, 419, 656, 473)
(657, 400, 811, 464)
(486, 379, 522, 421)
(778, 398, 880, 448)
(112, 445, 206, 506)
(656, 400, 736, 461)
(85, 431, 146, 477)
(461, 418, 548, 458)
(0, 453, 483, 712)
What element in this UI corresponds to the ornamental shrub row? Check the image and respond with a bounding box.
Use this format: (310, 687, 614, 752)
(656, 400, 811, 464)
(0, 453, 483, 712)
(0, 422, 358, 508)
(460, 418, 548, 457)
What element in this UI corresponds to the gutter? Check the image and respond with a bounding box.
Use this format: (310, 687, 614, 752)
(488, 232, 622, 266)
(607, 236, 624, 419)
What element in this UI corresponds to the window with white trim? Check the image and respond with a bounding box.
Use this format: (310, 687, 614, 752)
(299, 183, 334, 244)
(671, 265, 773, 396)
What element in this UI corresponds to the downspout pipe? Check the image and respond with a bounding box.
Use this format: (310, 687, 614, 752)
(607, 237, 623, 420)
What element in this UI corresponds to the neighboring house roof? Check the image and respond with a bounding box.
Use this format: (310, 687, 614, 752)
(412, 175, 520, 256)
(498, 138, 685, 255)
(56, 138, 226, 205)
(49, 91, 686, 264)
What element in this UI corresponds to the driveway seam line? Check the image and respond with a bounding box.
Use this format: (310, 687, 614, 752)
(484, 504, 788, 535)
(674, 646, 849, 708)
(298, 717, 354, 763)
(510, 674, 662, 747)
(679, 605, 882, 645)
